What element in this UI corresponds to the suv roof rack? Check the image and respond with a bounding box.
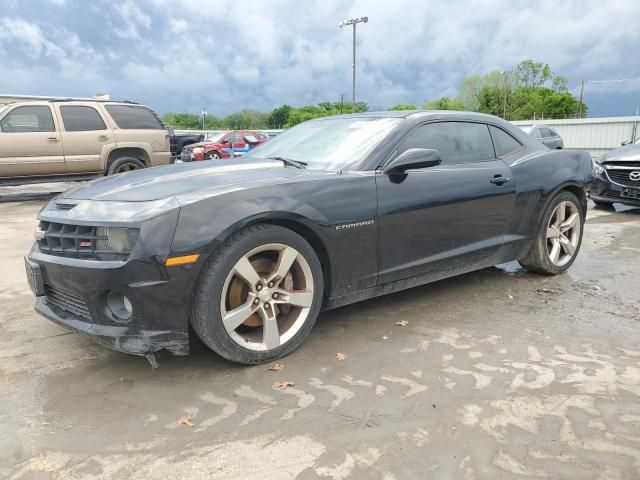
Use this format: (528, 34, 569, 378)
(0, 94, 139, 104)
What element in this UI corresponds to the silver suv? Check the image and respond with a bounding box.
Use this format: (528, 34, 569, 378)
(0, 100, 171, 182)
(520, 124, 564, 149)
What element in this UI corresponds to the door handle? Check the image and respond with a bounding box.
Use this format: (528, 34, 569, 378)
(97, 135, 108, 142)
(490, 175, 511, 185)
(47, 137, 60, 143)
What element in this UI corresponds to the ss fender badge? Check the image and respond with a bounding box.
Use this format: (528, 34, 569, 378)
(335, 219, 375, 231)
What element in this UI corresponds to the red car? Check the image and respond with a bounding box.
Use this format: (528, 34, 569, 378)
(180, 130, 268, 162)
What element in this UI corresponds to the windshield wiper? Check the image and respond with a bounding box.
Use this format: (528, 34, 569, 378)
(268, 156, 307, 169)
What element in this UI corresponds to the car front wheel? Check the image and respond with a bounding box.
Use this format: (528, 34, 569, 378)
(519, 191, 584, 275)
(207, 151, 220, 160)
(191, 224, 323, 364)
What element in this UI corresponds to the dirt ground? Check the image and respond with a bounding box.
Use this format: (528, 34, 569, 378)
(1, 199, 639, 479)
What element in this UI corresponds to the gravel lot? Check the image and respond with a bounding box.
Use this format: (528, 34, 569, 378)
(1, 199, 639, 479)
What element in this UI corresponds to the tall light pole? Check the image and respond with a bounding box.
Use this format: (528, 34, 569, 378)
(339, 16, 368, 112)
(201, 107, 207, 131)
(500, 71, 510, 119)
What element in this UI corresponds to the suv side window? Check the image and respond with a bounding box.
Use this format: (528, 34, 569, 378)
(60, 106, 107, 131)
(489, 125, 522, 157)
(398, 121, 495, 164)
(104, 105, 164, 129)
(0, 106, 55, 133)
(231, 133, 244, 143)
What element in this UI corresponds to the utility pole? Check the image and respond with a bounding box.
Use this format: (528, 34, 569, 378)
(340, 93, 344, 114)
(501, 71, 509, 119)
(201, 107, 207, 131)
(578, 80, 584, 118)
(339, 16, 368, 112)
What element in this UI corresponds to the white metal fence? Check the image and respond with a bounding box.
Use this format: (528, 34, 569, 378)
(512, 116, 639, 159)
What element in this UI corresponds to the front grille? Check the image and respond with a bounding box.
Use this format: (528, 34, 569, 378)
(605, 161, 640, 168)
(605, 169, 640, 188)
(45, 285, 91, 320)
(37, 221, 128, 261)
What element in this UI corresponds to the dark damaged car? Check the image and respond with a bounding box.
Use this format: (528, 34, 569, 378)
(591, 138, 640, 207)
(25, 111, 593, 365)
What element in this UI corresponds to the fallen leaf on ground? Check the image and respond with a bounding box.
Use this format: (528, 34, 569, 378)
(268, 363, 284, 371)
(395, 320, 409, 327)
(273, 380, 294, 390)
(336, 352, 348, 361)
(177, 414, 193, 427)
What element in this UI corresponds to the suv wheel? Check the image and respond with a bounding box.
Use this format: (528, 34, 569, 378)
(519, 191, 584, 275)
(191, 224, 323, 364)
(107, 157, 145, 175)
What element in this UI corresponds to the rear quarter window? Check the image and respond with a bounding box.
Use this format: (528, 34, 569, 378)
(104, 105, 164, 129)
(489, 125, 523, 157)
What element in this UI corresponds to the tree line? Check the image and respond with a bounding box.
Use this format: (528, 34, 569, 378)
(162, 59, 586, 130)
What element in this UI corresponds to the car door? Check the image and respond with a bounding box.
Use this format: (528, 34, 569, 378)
(53, 103, 113, 173)
(0, 104, 65, 178)
(230, 132, 248, 156)
(376, 121, 516, 284)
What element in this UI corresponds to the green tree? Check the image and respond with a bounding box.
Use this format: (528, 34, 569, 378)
(387, 103, 417, 111)
(285, 101, 368, 127)
(423, 97, 465, 111)
(268, 104, 291, 128)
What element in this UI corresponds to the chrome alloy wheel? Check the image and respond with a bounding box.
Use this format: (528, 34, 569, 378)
(220, 243, 314, 351)
(546, 201, 581, 267)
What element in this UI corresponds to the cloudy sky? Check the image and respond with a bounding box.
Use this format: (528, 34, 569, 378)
(0, 0, 639, 118)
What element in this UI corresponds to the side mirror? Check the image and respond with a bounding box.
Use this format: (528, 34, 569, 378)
(383, 148, 442, 175)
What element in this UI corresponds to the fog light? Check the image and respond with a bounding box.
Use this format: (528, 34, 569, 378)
(107, 291, 133, 321)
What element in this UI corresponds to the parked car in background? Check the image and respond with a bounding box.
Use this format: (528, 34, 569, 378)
(0, 100, 171, 184)
(180, 130, 267, 162)
(27, 110, 592, 364)
(591, 138, 640, 207)
(520, 124, 564, 149)
(169, 130, 204, 160)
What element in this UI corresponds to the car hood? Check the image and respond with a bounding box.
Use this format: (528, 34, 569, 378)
(601, 143, 640, 163)
(62, 160, 337, 202)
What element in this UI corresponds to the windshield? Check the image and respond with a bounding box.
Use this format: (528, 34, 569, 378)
(206, 131, 226, 142)
(244, 117, 401, 170)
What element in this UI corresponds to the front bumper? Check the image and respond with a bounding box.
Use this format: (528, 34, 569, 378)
(27, 249, 202, 356)
(591, 172, 640, 206)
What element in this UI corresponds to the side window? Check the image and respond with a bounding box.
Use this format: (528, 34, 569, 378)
(489, 125, 523, 157)
(0, 106, 55, 133)
(533, 128, 543, 139)
(398, 122, 495, 164)
(540, 128, 552, 138)
(231, 133, 244, 143)
(60, 106, 107, 132)
(104, 105, 164, 129)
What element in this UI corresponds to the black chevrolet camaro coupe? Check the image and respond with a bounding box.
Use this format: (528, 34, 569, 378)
(26, 111, 593, 364)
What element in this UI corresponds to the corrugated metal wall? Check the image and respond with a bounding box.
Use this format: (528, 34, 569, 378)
(512, 117, 639, 158)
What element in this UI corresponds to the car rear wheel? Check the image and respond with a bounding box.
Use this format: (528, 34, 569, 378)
(191, 224, 323, 364)
(519, 191, 584, 275)
(207, 151, 220, 160)
(107, 157, 145, 175)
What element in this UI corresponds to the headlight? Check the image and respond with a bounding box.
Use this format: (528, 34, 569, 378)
(96, 227, 139, 254)
(592, 159, 605, 176)
(192, 147, 204, 154)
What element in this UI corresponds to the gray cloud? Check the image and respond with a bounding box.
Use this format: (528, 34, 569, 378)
(0, 0, 638, 117)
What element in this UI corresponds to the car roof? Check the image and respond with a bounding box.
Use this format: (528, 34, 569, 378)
(315, 110, 504, 122)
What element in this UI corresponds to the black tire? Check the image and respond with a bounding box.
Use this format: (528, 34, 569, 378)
(519, 191, 584, 275)
(107, 156, 145, 175)
(207, 151, 220, 160)
(190, 224, 324, 364)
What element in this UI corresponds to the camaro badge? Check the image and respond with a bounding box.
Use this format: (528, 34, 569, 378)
(335, 219, 375, 231)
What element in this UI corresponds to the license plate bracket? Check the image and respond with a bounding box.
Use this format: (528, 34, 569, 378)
(621, 187, 640, 199)
(24, 257, 45, 297)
